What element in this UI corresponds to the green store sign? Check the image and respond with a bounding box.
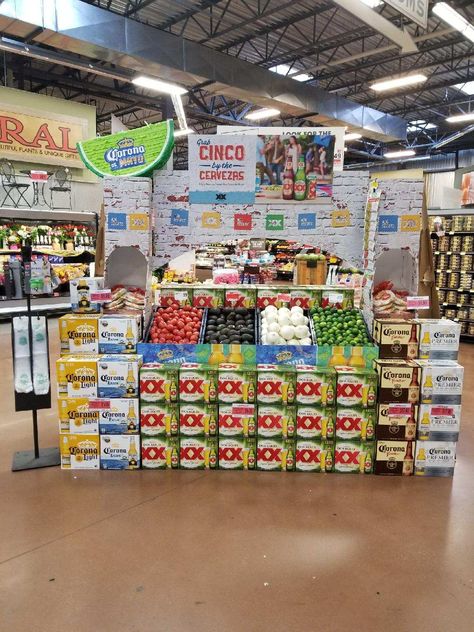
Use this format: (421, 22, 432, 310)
(77, 120, 174, 177)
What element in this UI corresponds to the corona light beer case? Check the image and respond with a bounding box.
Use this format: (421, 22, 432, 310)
(98, 398, 139, 435)
(418, 360, 464, 405)
(140, 363, 179, 403)
(257, 404, 296, 439)
(59, 314, 100, 354)
(295, 439, 334, 473)
(218, 404, 256, 437)
(224, 285, 256, 309)
(217, 364, 257, 404)
(140, 401, 179, 436)
(374, 440, 414, 476)
(60, 434, 100, 469)
(295, 366, 336, 406)
(335, 367, 377, 408)
(58, 397, 100, 434)
(257, 437, 295, 471)
(376, 403, 418, 441)
(179, 403, 218, 437)
(56, 355, 100, 397)
(218, 437, 257, 470)
(100, 435, 141, 470)
(414, 441, 457, 477)
(336, 407, 375, 441)
(97, 354, 142, 398)
(141, 435, 179, 469)
(416, 319, 461, 360)
(192, 287, 224, 308)
(333, 440, 374, 474)
(98, 316, 140, 354)
(374, 359, 420, 404)
(256, 364, 296, 405)
(179, 435, 218, 469)
(417, 404, 461, 441)
(179, 363, 218, 403)
(373, 319, 419, 360)
(70, 277, 104, 314)
(296, 405, 335, 440)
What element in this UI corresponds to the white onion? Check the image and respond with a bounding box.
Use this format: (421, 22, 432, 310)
(300, 337, 312, 345)
(290, 306, 304, 314)
(267, 332, 280, 344)
(280, 325, 296, 340)
(290, 313, 306, 326)
(265, 305, 278, 315)
(288, 338, 300, 346)
(294, 325, 310, 339)
(268, 322, 280, 333)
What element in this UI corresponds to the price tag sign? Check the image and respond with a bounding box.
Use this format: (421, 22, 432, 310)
(406, 296, 430, 310)
(232, 404, 255, 415)
(227, 291, 240, 300)
(388, 403, 413, 416)
(90, 289, 112, 302)
(277, 293, 291, 303)
(154, 289, 161, 305)
(174, 291, 189, 303)
(89, 400, 111, 410)
(431, 406, 454, 417)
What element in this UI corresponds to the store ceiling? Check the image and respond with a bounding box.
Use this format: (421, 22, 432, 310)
(0, 0, 473, 166)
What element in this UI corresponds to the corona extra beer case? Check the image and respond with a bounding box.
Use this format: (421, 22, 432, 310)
(98, 398, 139, 434)
(59, 314, 100, 354)
(217, 364, 257, 404)
(179, 435, 218, 469)
(60, 434, 100, 469)
(257, 404, 296, 439)
(98, 316, 140, 354)
(296, 405, 335, 440)
(179, 403, 218, 437)
(58, 397, 100, 434)
(140, 401, 179, 436)
(295, 439, 334, 473)
(218, 437, 257, 470)
(295, 365, 336, 406)
(257, 437, 295, 471)
(100, 435, 141, 469)
(70, 277, 104, 314)
(336, 407, 375, 441)
(416, 319, 461, 360)
(417, 360, 464, 405)
(335, 366, 377, 408)
(218, 404, 256, 437)
(414, 441, 457, 477)
(179, 363, 218, 403)
(97, 354, 142, 398)
(374, 440, 414, 476)
(56, 355, 100, 398)
(376, 403, 418, 441)
(373, 319, 419, 360)
(374, 359, 420, 404)
(333, 440, 374, 474)
(140, 363, 179, 403)
(141, 435, 179, 469)
(256, 364, 296, 405)
(417, 404, 461, 441)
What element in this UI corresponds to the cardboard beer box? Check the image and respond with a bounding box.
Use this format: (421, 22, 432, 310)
(224, 285, 256, 309)
(417, 360, 464, 405)
(56, 355, 100, 398)
(57, 397, 100, 434)
(376, 403, 418, 441)
(320, 287, 354, 310)
(257, 404, 296, 439)
(218, 404, 256, 437)
(296, 365, 336, 406)
(140, 363, 179, 403)
(218, 436, 257, 470)
(59, 314, 100, 354)
(336, 407, 375, 441)
(417, 404, 461, 441)
(374, 440, 414, 476)
(192, 287, 224, 308)
(159, 286, 192, 307)
(257, 287, 283, 309)
(100, 435, 141, 469)
(217, 363, 256, 404)
(333, 440, 374, 474)
(141, 435, 179, 469)
(70, 276, 105, 314)
(416, 319, 461, 360)
(179, 363, 218, 403)
(179, 435, 218, 470)
(97, 354, 142, 398)
(98, 315, 140, 354)
(98, 398, 140, 435)
(414, 441, 457, 477)
(140, 401, 179, 437)
(296, 405, 335, 440)
(373, 319, 419, 360)
(60, 434, 100, 469)
(257, 437, 295, 471)
(295, 439, 334, 473)
(290, 287, 321, 310)
(179, 403, 218, 437)
(257, 364, 296, 405)
(335, 366, 377, 409)
(374, 359, 420, 404)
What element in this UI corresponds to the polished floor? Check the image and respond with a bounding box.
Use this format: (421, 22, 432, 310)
(0, 319, 473, 632)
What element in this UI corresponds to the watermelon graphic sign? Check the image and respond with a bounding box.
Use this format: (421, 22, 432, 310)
(77, 120, 174, 177)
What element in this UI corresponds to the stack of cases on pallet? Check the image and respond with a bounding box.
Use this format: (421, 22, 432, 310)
(57, 313, 142, 470)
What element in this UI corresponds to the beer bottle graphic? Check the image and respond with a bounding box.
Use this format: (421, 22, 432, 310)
(208, 447, 217, 469)
(286, 446, 295, 471)
(422, 372, 433, 403)
(246, 380, 255, 403)
(247, 448, 256, 470)
(247, 415, 256, 437)
(325, 448, 333, 473)
(409, 368, 420, 403)
(365, 415, 374, 440)
(170, 445, 179, 469)
(415, 447, 426, 476)
(228, 344, 243, 364)
(286, 381, 295, 405)
(407, 324, 419, 359)
(127, 400, 137, 432)
(208, 376, 217, 402)
(208, 344, 226, 366)
(294, 156, 307, 202)
(169, 376, 178, 403)
(364, 450, 373, 474)
(208, 412, 217, 436)
(286, 413, 295, 438)
(282, 158, 295, 201)
(128, 437, 139, 469)
(418, 410, 430, 439)
(326, 382, 335, 406)
(76, 279, 90, 311)
(406, 408, 417, 440)
(125, 320, 135, 351)
(326, 414, 334, 440)
(170, 411, 179, 436)
(420, 330, 431, 358)
(402, 441, 414, 476)
(126, 363, 136, 396)
(349, 347, 365, 367)
(367, 384, 376, 408)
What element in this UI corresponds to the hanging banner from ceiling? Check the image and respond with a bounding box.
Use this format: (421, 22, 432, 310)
(77, 120, 174, 178)
(188, 135, 257, 204)
(383, 0, 428, 29)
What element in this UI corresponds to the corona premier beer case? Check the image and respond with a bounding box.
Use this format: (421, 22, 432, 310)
(374, 359, 420, 404)
(140, 363, 179, 403)
(217, 364, 257, 404)
(418, 360, 464, 405)
(417, 404, 461, 441)
(56, 355, 100, 397)
(416, 319, 461, 360)
(70, 276, 104, 313)
(98, 398, 140, 435)
(218, 437, 257, 470)
(336, 407, 375, 441)
(335, 367, 377, 408)
(296, 405, 335, 440)
(60, 434, 100, 469)
(141, 436, 179, 469)
(295, 439, 334, 473)
(256, 364, 296, 405)
(97, 354, 142, 398)
(257, 437, 295, 471)
(376, 403, 418, 441)
(295, 366, 336, 406)
(100, 435, 141, 469)
(414, 441, 457, 477)
(374, 440, 414, 476)
(58, 397, 100, 434)
(179, 436, 218, 469)
(179, 403, 218, 436)
(98, 316, 140, 354)
(333, 440, 374, 474)
(140, 402, 179, 437)
(179, 363, 218, 403)
(218, 404, 256, 437)
(373, 319, 419, 360)
(59, 314, 100, 354)
(257, 404, 296, 439)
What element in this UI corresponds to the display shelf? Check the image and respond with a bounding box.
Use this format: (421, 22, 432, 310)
(434, 251, 474, 255)
(0, 296, 70, 318)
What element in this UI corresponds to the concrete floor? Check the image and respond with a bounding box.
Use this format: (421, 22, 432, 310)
(0, 318, 473, 632)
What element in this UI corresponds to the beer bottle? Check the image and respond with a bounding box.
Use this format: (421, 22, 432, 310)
(286, 446, 295, 471)
(287, 381, 295, 405)
(415, 447, 426, 476)
(364, 450, 373, 474)
(409, 367, 420, 403)
(208, 376, 217, 402)
(286, 413, 295, 438)
(228, 344, 243, 364)
(282, 158, 295, 200)
(406, 407, 417, 440)
(170, 445, 179, 469)
(126, 363, 136, 396)
(247, 415, 256, 437)
(420, 329, 431, 358)
(367, 384, 376, 408)
(402, 441, 414, 476)
(125, 320, 135, 351)
(247, 448, 256, 470)
(77, 279, 90, 311)
(169, 376, 178, 402)
(128, 436, 139, 469)
(127, 400, 138, 432)
(208, 412, 217, 436)
(407, 324, 419, 359)
(246, 380, 255, 403)
(365, 415, 374, 440)
(170, 411, 179, 436)
(294, 156, 307, 201)
(422, 372, 433, 404)
(209, 447, 217, 469)
(326, 382, 335, 406)
(326, 414, 334, 440)
(325, 448, 333, 473)
(418, 410, 430, 439)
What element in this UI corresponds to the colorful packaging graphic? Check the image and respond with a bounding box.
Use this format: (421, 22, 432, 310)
(295, 439, 334, 472)
(140, 401, 179, 436)
(374, 440, 414, 476)
(57, 397, 100, 434)
(375, 403, 418, 441)
(417, 360, 464, 405)
(59, 314, 100, 354)
(414, 441, 457, 477)
(179, 363, 218, 403)
(218, 404, 256, 437)
(257, 404, 296, 439)
(179, 403, 218, 436)
(60, 434, 100, 469)
(257, 364, 296, 405)
(416, 319, 461, 360)
(139, 363, 179, 403)
(257, 437, 295, 471)
(98, 398, 139, 434)
(295, 365, 336, 406)
(100, 435, 141, 469)
(141, 435, 179, 469)
(218, 437, 257, 470)
(70, 276, 104, 314)
(97, 354, 142, 398)
(224, 286, 256, 309)
(374, 359, 420, 404)
(336, 407, 375, 441)
(417, 404, 461, 441)
(217, 363, 257, 404)
(333, 440, 374, 474)
(98, 316, 140, 354)
(296, 405, 335, 440)
(56, 355, 100, 397)
(290, 287, 321, 310)
(373, 319, 419, 360)
(335, 366, 377, 408)
(179, 435, 218, 469)
(192, 287, 224, 308)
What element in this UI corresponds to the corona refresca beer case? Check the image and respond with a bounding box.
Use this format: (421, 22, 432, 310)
(217, 363, 257, 404)
(57, 397, 100, 434)
(256, 364, 296, 405)
(374, 440, 414, 476)
(179, 363, 218, 403)
(97, 354, 142, 398)
(296, 405, 335, 440)
(336, 407, 375, 441)
(139, 363, 179, 403)
(414, 441, 457, 477)
(70, 276, 104, 313)
(417, 360, 464, 405)
(140, 401, 179, 437)
(100, 435, 141, 469)
(295, 439, 334, 472)
(257, 437, 295, 471)
(417, 404, 461, 441)
(333, 440, 374, 474)
(56, 355, 100, 397)
(98, 316, 140, 354)
(416, 319, 461, 360)
(257, 404, 296, 439)
(98, 398, 139, 434)
(374, 359, 420, 404)
(295, 365, 336, 406)
(59, 314, 100, 354)
(141, 436, 179, 469)
(376, 403, 418, 440)
(373, 319, 419, 360)
(60, 434, 100, 469)
(179, 435, 218, 469)
(218, 437, 257, 470)
(218, 404, 256, 437)
(335, 366, 377, 408)
(179, 403, 218, 436)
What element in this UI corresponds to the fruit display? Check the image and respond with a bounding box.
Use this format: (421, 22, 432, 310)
(311, 306, 372, 346)
(203, 308, 255, 345)
(260, 306, 312, 345)
(148, 304, 203, 344)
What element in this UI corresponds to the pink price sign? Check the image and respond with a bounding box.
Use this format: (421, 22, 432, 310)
(388, 403, 413, 416)
(89, 400, 111, 410)
(232, 404, 255, 415)
(90, 289, 112, 302)
(406, 296, 430, 310)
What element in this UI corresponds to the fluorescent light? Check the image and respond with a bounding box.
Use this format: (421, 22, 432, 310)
(433, 3, 474, 43)
(384, 149, 416, 159)
(269, 63, 312, 82)
(344, 132, 362, 141)
(174, 127, 194, 137)
(245, 108, 280, 121)
(446, 112, 474, 123)
(454, 81, 474, 95)
(370, 74, 427, 91)
(132, 76, 187, 95)
(359, 0, 383, 7)
(407, 119, 437, 132)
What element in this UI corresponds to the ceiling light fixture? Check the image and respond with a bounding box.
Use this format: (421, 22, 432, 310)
(433, 3, 474, 43)
(453, 81, 474, 96)
(269, 63, 312, 82)
(359, 0, 383, 7)
(132, 76, 188, 95)
(245, 107, 281, 121)
(384, 149, 416, 159)
(370, 74, 427, 91)
(446, 112, 474, 123)
(174, 127, 194, 137)
(344, 132, 362, 141)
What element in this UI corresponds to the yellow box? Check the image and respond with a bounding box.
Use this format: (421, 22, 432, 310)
(56, 355, 100, 397)
(60, 434, 100, 469)
(59, 314, 100, 354)
(57, 397, 100, 434)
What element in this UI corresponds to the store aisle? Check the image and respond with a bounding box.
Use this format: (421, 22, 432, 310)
(0, 318, 473, 632)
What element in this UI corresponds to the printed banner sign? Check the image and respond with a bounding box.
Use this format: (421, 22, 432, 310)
(298, 213, 316, 230)
(266, 214, 284, 231)
(189, 135, 256, 204)
(378, 215, 399, 233)
(202, 211, 222, 229)
(107, 213, 148, 231)
(384, 0, 428, 28)
(407, 296, 430, 310)
(400, 214, 421, 232)
(234, 213, 252, 231)
(170, 208, 189, 227)
(331, 209, 351, 227)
